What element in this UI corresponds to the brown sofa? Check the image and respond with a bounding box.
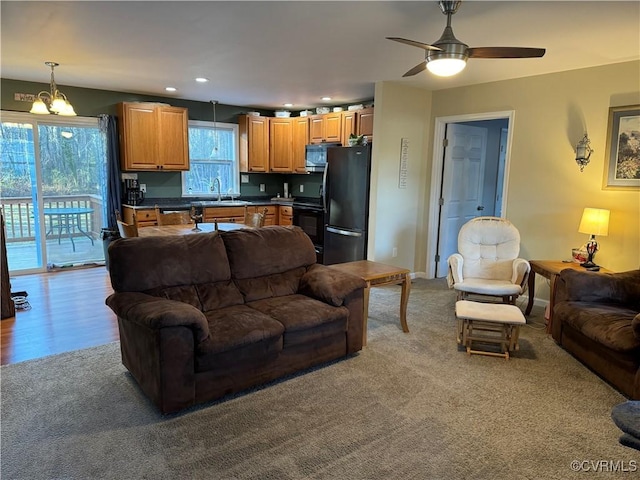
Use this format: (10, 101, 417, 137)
(106, 226, 366, 414)
(552, 269, 640, 399)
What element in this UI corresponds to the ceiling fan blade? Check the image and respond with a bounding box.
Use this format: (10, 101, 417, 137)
(468, 47, 546, 58)
(386, 37, 442, 52)
(402, 61, 428, 77)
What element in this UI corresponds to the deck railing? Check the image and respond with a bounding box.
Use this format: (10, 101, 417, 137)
(1, 195, 105, 243)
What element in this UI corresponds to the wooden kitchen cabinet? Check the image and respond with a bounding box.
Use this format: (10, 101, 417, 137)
(249, 205, 278, 225)
(118, 102, 189, 171)
(341, 110, 357, 145)
(357, 107, 374, 142)
(269, 117, 309, 173)
(239, 115, 269, 173)
(292, 117, 309, 173)
(269, 118, 293, 173)
(279, 205, 293, 226)
(309, 112, 342, 144)
(122, 206, 157, 227)
(203, 206, 245, 223)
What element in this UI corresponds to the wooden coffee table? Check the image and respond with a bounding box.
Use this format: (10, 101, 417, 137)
(526, 260, 612, 333)
(329, 260, 411, 346)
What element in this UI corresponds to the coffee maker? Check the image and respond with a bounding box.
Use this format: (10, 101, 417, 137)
(123, 179, 144, 206)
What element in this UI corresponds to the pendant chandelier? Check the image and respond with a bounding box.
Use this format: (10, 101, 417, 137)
(30, 62, 76, 116)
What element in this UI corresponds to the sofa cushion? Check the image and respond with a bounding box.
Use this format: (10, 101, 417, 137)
(559, 269, 640, 307)
(221, 226, 316, 280)
(247, 294, 349, 347)
(555, 301, 640, 353)
(197, 280, 245, 311)
(109, 233, 233, 293)
(195, 305, 284, 372)
(235, 267, 306, 303)
(633, 314, 640, 340)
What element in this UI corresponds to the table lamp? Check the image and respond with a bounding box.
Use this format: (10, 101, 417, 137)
(578, 207, 610, 268)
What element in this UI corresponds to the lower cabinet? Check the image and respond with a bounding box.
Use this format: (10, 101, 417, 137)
(279, 205, 292, 226)
(203, 207, 245, 223)
(249, 205, 278, 225)
(123, 206, 157, 227)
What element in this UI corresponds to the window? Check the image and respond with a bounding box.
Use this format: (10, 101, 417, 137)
(1, 112, 107, 273)
(182, 120, 239, 197)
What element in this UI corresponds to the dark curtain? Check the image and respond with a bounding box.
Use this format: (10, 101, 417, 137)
(99, 115, 121, 229)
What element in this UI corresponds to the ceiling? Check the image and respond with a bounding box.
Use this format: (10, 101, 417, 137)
(2, 1, 639, 111)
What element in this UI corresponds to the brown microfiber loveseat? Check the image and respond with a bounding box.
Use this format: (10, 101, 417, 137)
(552, 269, 640, 399)
(106, 226, 366, 414)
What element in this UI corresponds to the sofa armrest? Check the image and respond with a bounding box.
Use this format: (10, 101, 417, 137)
(512, 258, 531, 291)
(299, 264, 366, 307)
(447, 253, 464, 288)
(106, 291, 210, 344)
(556, 269, 640, 306)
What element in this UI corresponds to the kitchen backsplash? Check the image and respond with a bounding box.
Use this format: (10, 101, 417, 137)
(136, 171, 323, 199)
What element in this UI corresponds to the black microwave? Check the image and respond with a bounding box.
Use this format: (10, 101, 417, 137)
(305, 143, 341, 172)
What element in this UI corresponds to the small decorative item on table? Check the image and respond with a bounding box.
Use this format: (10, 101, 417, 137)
(190, 206, 203, 232)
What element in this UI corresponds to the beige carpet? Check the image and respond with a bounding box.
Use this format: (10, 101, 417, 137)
(1, 278, 633, 479)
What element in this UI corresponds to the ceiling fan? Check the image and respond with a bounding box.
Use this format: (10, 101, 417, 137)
(387, 0, 546, 77)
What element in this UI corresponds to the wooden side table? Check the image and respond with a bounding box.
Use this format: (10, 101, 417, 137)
(525, 260, 612, 333)
(329, 260, 411, 346)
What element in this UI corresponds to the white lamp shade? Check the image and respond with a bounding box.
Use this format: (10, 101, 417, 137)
(29, 99, 50, 115)
(57, 102, 77, 116)
(578, 208, 610, 236)
(426, 58, 467, 76)
(50, 97, 67, 113)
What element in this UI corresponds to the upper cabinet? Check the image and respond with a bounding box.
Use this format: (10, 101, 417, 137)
(269, 117, 309, 173)
(239, 114, 269, 173)
(238, 108, 372, 173)
(310, 108, 374, 145)
(309, 112, 342, 144)
(269, 117, 293, 173)
(292, 117, 309, 173)
(117, 102, 189, 171)
(356, 107, 374, 143)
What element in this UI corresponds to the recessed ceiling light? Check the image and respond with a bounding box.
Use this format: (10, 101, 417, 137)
(165, 87, 177, 92)
(195, 77, 209, 83)
(283, 103, 293, 107)
(321, 96, 332, 101)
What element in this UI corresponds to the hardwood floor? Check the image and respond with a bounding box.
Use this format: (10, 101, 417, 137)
(1, 266, 118, 365)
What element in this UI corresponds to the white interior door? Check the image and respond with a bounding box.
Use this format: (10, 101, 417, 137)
(436, 123, 488, 276)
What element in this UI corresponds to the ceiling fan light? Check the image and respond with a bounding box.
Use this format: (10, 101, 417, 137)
(427, 58, 467, 76)
(30, 99, 50, 115)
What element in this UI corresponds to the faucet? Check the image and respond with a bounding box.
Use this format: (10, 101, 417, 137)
(212, 178, 222, 202)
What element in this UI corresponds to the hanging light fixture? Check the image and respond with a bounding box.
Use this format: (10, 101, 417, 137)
(30, 62, 76, 116)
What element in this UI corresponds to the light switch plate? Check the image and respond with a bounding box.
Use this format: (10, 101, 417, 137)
(241, 174, 249, 183)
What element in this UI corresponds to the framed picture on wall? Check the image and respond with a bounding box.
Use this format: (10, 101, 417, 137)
(603, 104, 640, 189)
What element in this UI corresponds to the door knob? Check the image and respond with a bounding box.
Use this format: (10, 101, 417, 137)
(477, 206, 484, 211)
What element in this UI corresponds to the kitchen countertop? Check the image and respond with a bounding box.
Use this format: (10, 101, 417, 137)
(123, 196, 321, 210)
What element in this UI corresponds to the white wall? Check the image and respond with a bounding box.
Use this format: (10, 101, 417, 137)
(369, 82, 432, 272)
(370, 61, 640, 302)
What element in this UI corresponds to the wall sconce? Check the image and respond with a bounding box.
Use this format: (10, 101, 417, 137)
(575, 133, 593, 172)
(29, 62, 76, 116)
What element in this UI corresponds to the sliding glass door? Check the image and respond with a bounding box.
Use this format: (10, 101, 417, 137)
(0, 112, 108, 274)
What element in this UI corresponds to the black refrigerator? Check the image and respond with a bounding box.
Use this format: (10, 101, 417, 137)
(322, 145, 371, 265)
